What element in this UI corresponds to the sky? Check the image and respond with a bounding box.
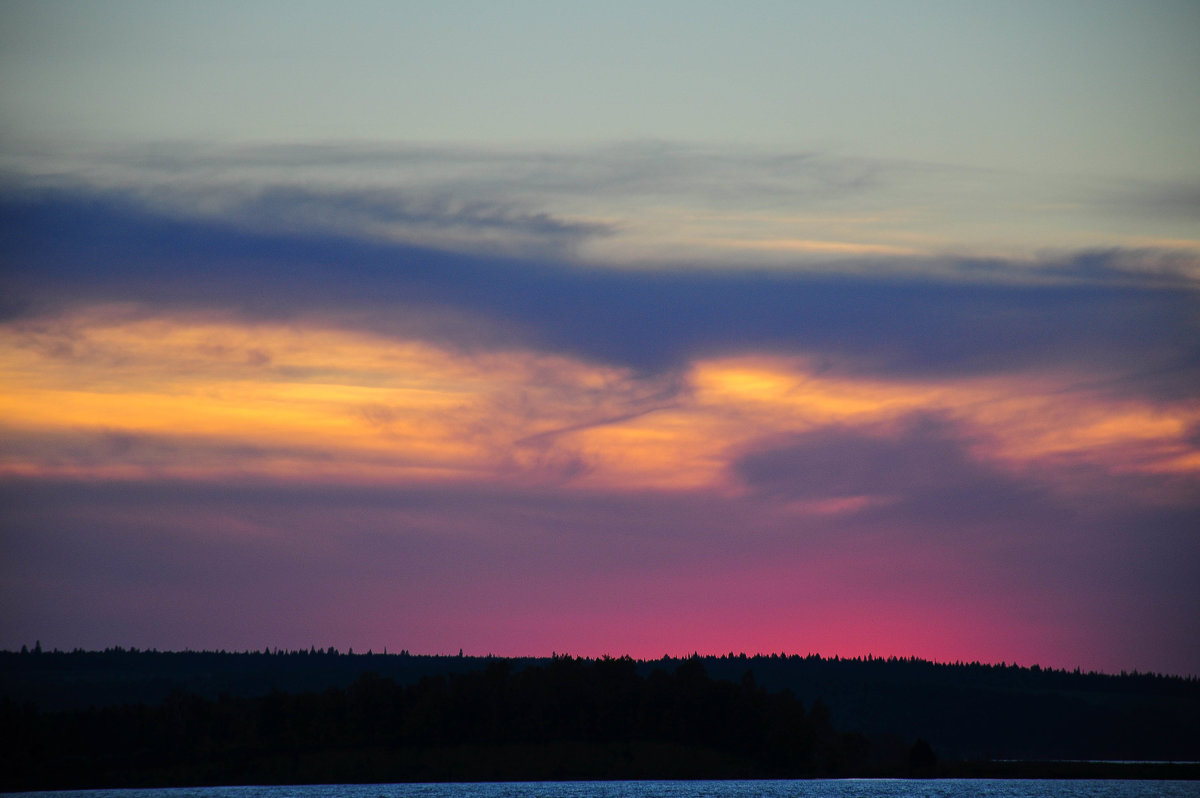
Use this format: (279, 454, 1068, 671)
(1, 1, 1198, 676)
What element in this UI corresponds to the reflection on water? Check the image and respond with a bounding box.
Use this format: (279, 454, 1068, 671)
(8, 781, 1200, 798)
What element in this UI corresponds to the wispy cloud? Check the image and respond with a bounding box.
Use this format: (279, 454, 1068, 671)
(1092, 178, 1200, 222)
(3, 144, 1199, 674)
(0, 139, 1068, 264)
(4, 189, 1197, 397)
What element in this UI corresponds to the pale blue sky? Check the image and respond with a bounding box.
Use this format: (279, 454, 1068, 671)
(5, 1, 1198, 171)
(2, 1, 1198, 263)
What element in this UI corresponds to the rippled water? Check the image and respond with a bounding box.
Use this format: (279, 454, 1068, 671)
(8, 781, 1200, 798)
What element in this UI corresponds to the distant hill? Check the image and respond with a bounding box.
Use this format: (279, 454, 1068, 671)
(2, 647, 1197, 785)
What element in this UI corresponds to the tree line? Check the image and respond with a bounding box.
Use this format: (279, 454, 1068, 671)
(3, 645, 1198, 787)
(1, 655, 926, 789)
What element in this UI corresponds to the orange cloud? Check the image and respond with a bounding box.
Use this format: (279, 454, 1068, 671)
(2, 308, 1197, 496)
(0, 309, 675, 485)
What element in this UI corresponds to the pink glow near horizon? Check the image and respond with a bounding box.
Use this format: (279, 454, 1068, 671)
(2, 239, 1198, 678)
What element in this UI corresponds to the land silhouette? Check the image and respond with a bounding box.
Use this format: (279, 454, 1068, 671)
(2, 647, 1197, 789)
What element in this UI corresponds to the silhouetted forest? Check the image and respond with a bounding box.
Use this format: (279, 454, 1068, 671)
(2, 647, 1198, 789)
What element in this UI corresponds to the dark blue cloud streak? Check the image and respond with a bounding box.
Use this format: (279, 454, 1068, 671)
(3, 190, 1197, 398)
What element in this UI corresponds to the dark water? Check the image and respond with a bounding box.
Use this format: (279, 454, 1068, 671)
(6, 782, 1199, 798)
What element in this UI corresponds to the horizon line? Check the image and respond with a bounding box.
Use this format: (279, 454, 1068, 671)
(7, 644, 1196, 681)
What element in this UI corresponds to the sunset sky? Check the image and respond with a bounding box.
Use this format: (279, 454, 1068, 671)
(2, 1, 1198, 676)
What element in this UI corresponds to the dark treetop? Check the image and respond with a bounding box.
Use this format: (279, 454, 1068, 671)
(2, 648, 1197, 789)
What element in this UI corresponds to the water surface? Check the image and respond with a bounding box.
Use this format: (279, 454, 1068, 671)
(9, 781, 1200, 798)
